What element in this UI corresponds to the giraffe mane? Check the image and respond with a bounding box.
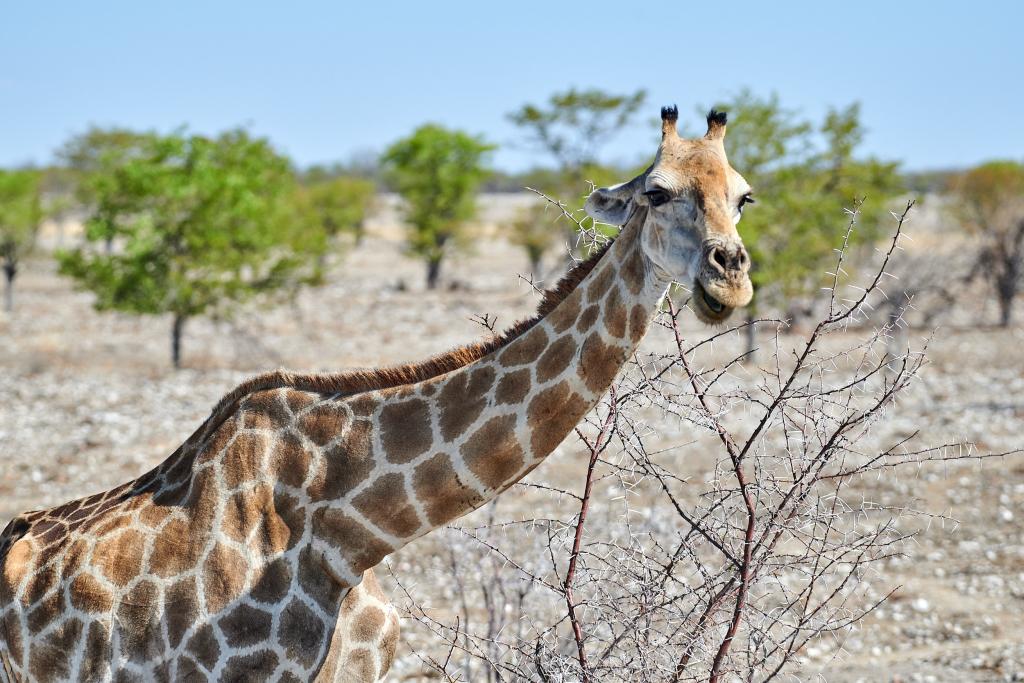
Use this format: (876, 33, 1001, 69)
(193, 240, 615, 441)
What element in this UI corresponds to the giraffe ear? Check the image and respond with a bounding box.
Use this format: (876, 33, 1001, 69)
(584, 177, 643, 226)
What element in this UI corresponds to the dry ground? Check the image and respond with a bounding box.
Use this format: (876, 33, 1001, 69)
(2, 197, 1023, 681)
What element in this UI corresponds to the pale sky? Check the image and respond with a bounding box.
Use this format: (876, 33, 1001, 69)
(2, 1, 1021, 172)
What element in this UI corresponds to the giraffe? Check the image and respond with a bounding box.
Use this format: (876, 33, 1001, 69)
(0, 105, 754, 682)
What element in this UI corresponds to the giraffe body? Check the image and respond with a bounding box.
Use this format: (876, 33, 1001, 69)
(0, 107, 755, 682)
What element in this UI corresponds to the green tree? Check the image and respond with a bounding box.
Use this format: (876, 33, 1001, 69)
(508, 87, 646, 190)
(509, 88, 647, 248)
(58, 127, 153, 252)
(382, 124, 492, 289)
(0, 169, 42, 312)
(297, 176, 376, 252)
(708, 91, 902, 313)
(952, 161, 1024, 326)
(58, 128, 325, 368)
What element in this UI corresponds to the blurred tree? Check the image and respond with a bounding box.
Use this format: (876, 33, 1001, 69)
(508, 87, 646, 190)
(952, 160, 1024, 326)
(58, 128, 325, 368)
(303, 149, 383, 186)
(509, 88, 647, 249)
(382, 124, 492, 289)
(58, 127, 153, 252)
(508, 204, 554, 276)
(0, 169, 42, 312)
(297, 176, 376, 251)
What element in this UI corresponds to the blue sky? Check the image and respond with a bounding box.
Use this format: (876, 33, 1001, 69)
(2, 1, 1021, 172)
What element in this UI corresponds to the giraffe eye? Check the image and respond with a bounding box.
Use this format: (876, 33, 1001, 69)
(738, 193, 755, 211)
(644, 189, 671, 207)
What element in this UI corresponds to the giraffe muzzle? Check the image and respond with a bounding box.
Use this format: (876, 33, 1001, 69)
(693, 240, 753, 323)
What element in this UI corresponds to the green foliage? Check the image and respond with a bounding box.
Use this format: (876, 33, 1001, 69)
(509, 88, 648, 248)
(298, 176, 376, 246)
(57, 127, 325, 366)
(382, 124, 492, 288)
(0, 168, 42, 311)
(508, 87, 647, 172)
(953, 161, 1024, 223)
(708, 90, 903, 308)
(951, 160, 1024, 325)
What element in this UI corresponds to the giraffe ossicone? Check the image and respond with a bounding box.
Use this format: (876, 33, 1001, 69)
(0, 106, 753, 682)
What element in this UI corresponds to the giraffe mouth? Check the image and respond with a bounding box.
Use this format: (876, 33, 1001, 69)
(692, 281, 734, 324)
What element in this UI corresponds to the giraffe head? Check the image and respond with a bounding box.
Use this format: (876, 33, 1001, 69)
(584, 105, 754, 323)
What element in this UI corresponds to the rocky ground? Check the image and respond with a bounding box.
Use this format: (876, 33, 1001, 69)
(2, 201, 1023, 681)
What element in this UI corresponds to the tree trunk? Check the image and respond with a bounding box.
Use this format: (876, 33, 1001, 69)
(2, 261, 15, 313)
(998, 294, 1013, 327)
(171, 314, 187, 369)
(996, 268, 1017, 328)
(426, 257, 442, 290)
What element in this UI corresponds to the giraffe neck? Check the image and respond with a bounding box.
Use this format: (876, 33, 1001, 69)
(308, 206, 670, 585)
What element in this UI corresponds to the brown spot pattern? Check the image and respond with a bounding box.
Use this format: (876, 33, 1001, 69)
(240, 390, 291, 430)
(536, 335, 577, 383)
(284, 388, 316, 415)
(629, 303, 649, 342)
(222, 432, 268, 489)
(117, 580, 160, 662)
(297, 547, 343, 612)
(298, 403, 348, 447)
(498, 325, 548, 367)
(269, 431, 311, 488)
(203, 543, 247, 614)
(621, 244, 647, 295)
(577, 304, 600, 332)
(413, 453, 484, 526)
(579, 333, 626, 393)
(251, 558, 293, 604)
(346, 648, 377, 682)
(278, 597, 326, 668)
(82, 622, 111, 681)
(69, 573, 113, 614)
(528, 383, 589, 456)
(28, 617, 81, 682)
(352, 473, 422, 538)
(545, 287, 582, 333)
(604, 286, 627, 338)
(149, 518, 205, 578)
(166, 577, 199, 647)
(351, 606, 386, 642)
(587, 264, 616, 302)
(219, 603, 273, 647)
(437, 365, 496, 441)
(309, 420, 375, 500)
(462, 415, 524, 490)
(495, 368, 531, 405)
(380, 398, 432, 464)
(187, 624, 221, 670)
(312, 509, 393, 570)
(93, 530, 145, 588)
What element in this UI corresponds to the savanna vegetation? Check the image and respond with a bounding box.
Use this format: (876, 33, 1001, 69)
(2, 88, 1023, 682)
(2, 87, 1020, 357)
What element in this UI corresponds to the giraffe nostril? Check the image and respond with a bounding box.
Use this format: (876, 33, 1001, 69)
(709, 246, 728, 274)
(737, 247, 750, 270)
